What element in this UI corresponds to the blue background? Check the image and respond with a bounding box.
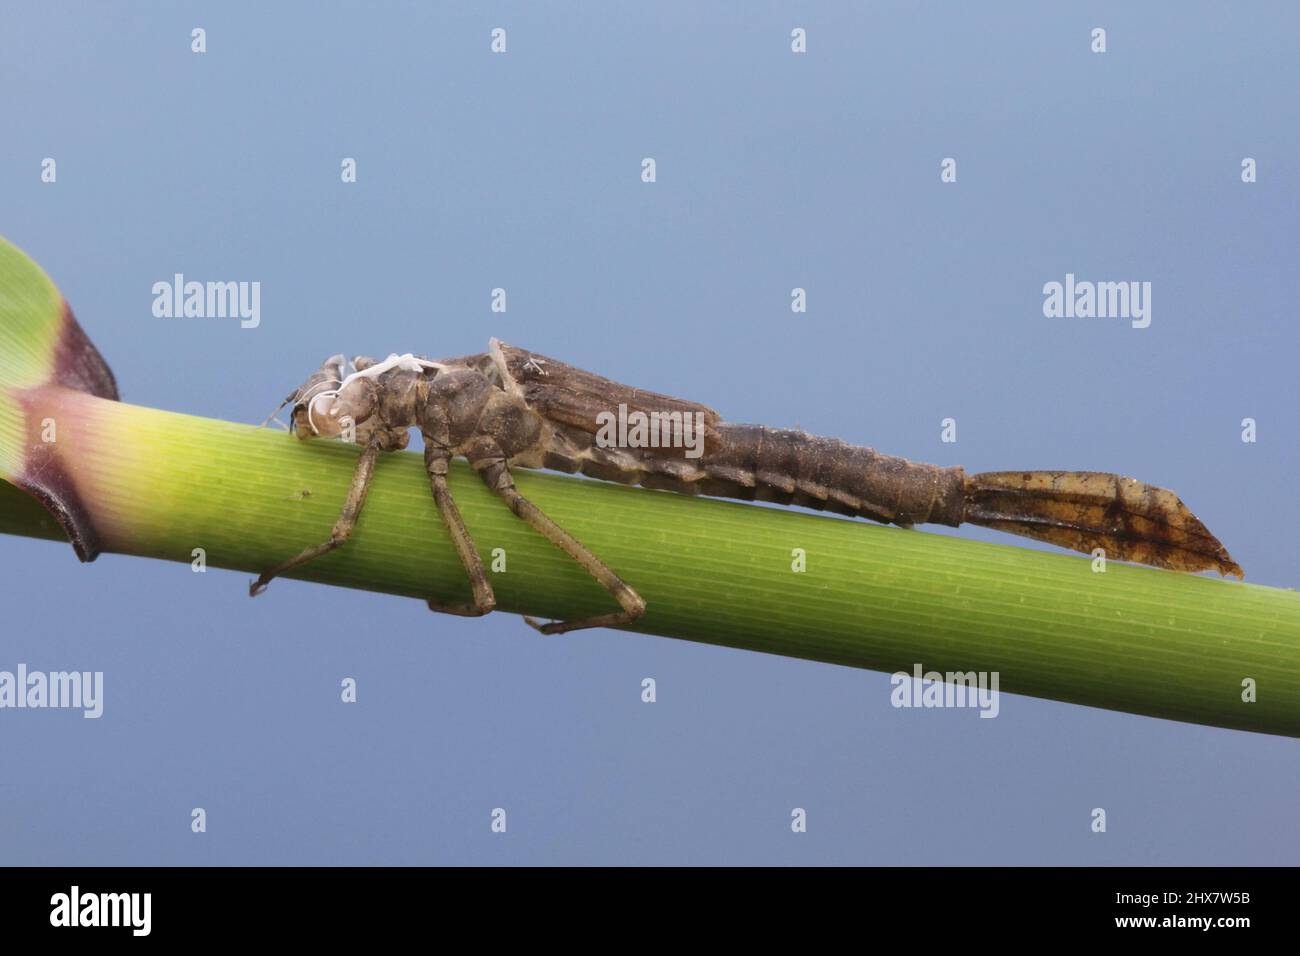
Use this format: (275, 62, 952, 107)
(2, 2, 1297, 864)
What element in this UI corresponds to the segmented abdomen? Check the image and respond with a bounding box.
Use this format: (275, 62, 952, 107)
(538, 422, 966, 527)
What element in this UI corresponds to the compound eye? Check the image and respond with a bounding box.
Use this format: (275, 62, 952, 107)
(289, 401, 319, 439)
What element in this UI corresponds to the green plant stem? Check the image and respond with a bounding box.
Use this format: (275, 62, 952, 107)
(2, 394, 1299, 737)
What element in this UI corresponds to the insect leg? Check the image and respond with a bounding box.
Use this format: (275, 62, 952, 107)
(475, 458, 646, 636)
(424, 445, 496, 617)
(249, 437, 383, 596)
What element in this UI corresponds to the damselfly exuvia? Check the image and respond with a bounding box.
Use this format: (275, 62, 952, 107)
(252, 340, 1241, 633)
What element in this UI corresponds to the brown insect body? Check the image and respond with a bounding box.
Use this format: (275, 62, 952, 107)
(253, 339, 1241, 636)
(491, 342, 1239, 577)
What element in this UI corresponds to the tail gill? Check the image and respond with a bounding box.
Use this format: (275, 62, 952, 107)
(963, 470, 1242, 577)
